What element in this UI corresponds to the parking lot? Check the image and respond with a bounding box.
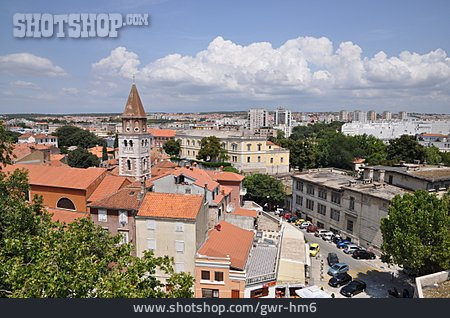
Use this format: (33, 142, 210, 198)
(283, 220, 414, 298)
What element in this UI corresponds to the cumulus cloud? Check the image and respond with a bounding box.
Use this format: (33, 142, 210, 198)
(92, 36, 450, 102)
(11, 80, 40, 89)
(0, 53, 67, 77)
(61, 87, 79, 95)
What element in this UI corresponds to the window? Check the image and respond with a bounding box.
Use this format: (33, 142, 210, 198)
(257, 144, 262, 151)
(247, 156, 251, 163)
(175, 240, 185, 253)
(318, 188, 327, 200)
(124, 140, 128, 147)
(188, 150, 190, 156)
(346, 220, 354, 233)
(187, 140, 190, 146)
(175, 222, 184, 232)
(247, 144, 251, 151)
(317, 221, 324, 228)
(257, 156, 261, 163)
(307, 185, 315, 196)
(306, 199, 314, 211)
(330, 209, 340, 221)
(295, 195, 303, 206)
(175, 262, 185, 273)
(146, 220, 156, 230)
(280, 157, 284, 163)
(127, 159, 131, 171)
(250, 287, 269, 298)
(231, 143, 237, 151)
(317, 203, 326, 216)
(119, 210, 128, 225)
(118, 231, 129, 244)
(147, 238, 156, 250)
(388, 175, 393, 184)
(57, 198, 76, 210)
(214, 271, 224, 282)
(232, 155, 237, 162)
(201, 271, 210, 280)
(296, 181, 304, 191)
(349, 197, 355, 211)
(331, 192, 341, 205)
(201, 289, 219, 298)
(270, 158, 274, 164)
(129, 140, 133, 147)
(185, 188, 191, 194)
(98, 209, 107, 222)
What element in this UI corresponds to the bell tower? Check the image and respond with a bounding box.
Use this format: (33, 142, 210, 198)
(118, 83, 151, 180)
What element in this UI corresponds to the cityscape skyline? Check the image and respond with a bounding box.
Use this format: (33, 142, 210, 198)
(1, 0, 449, 114)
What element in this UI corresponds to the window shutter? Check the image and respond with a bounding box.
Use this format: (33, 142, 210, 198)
(175, 240, 184, 253)
(119, 211, 128, 225)
(147, 239, 156, 250)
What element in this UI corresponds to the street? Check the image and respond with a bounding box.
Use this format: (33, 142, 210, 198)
(284, 221, 413, 298)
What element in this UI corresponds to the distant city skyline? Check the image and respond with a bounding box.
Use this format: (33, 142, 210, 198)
(1, 0, 449, 114)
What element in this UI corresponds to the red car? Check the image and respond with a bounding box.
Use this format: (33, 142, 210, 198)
(306, 224, 318, 233)
(283, 213, 292, 219)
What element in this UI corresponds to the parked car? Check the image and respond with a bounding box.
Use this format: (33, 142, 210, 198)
(288, 216, 299, 223)
(336, 240, 351, 249)
(340, 280, 366, 297)
(328, 272, 352, 287)
(331, 234, 342, 244)
(299, 221, 311, 229)
(315, 229, 328, 237)
(306, 224, 318, 233)
(283, 213, 292, 220)
(309, 243, 320, 257)
(327, 252, 339, 266)
(322, 232, 334, 241)
(275, 208, 284, 215)
(343, 244, 360, 254)
(352, 249, 376, 260)
(327, 263, 350, 276)
(294, 218, 305, 226)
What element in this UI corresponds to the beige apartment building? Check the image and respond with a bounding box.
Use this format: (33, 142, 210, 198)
(176, 130, 290, 175)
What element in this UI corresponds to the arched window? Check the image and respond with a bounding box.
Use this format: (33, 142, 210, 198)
(129, 140, 133, 147)
(57, 198, 76, 210)
(127, 159, 131, 170)
(124, 140, 128, 147)
(141, 140, 144, 147)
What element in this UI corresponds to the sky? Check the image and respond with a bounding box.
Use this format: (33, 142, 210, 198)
(0, 0, 449, 114)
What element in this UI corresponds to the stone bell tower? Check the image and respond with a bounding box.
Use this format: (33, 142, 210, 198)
(118, 83, 151, 180)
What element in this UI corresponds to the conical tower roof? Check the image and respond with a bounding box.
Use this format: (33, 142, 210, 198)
(122, 84, 146, 118)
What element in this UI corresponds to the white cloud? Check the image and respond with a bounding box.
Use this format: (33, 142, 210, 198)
(91, 36, 450, 107)
(11, 80, 40, 89)
(0, 53, 67, 77)
(61, 87, 79, 95)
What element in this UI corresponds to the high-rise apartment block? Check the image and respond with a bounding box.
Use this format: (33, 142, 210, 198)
(248, 108, 268, 130)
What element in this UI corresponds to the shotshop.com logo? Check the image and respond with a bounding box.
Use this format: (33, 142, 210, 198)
(13, 13, 149, 38)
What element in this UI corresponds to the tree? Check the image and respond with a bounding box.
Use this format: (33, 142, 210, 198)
(353, 134, 387, 165)
(55, 125, 106, 149)
(284, 139, 318, 170)
(424, 146, 442, 165)
(316, 132, 356, 170)
(222, 166, 240, 174)
(163, 139, 181, 157)
(102, 145, 108, 161)
(197, 136, 228, 162)
(386, 135, 426, 163)
(380, 191, 450, 276)
(0, 122, 14, 169)
(68, 148, 100, 168)
(243, 174, 286, 209)
(0, 167, 194, 298)
(113, 133, 119, 149)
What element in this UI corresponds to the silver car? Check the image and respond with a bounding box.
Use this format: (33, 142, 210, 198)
(327, 263, 350, 276)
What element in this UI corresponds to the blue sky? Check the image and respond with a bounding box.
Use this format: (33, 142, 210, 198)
(0, 0, 449, 114)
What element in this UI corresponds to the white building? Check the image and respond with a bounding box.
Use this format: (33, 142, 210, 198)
(352, 110, 367, 123)
(339, 110, 349, 122)
(275, 107, 292, 126)
(18, 133, 58, 147)
(248, 108, 268, 130)
(399, 111, 408, 120)
(382, 111, 392, 120)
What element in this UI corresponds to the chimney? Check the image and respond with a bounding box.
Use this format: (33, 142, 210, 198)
(192, 162, 197, 167)
(378, 170, 385, 184)
(204, 183, 208, 203)
(214, 224, 221, 231)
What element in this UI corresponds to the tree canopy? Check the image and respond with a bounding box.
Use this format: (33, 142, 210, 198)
(380, 191, 450, 276)
(68, 148, 100, 168)
(386, 135, 426, 163)
(55, 125, 106, 149)
(243, 173, 286, 208)
(163, 139, 181, 157)
(196, 136, 228, 162)
(0, 122, 14, 169)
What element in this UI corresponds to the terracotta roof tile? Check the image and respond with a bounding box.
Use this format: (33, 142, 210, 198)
(147, 128, 176, 138)
(138, 192, 204, 219)
(88, 175, 130, 203)
(197, 221, 254, 270)
(89, 187, 141, 211)
(208, 171, 245, 182)
(233, 207, 258, 218)
(3, 164, 106, 190)
(88, 146, 115, 158)
(47, 207, 88, 224)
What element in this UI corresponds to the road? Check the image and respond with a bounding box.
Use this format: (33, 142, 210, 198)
(283, 220, 412, 298)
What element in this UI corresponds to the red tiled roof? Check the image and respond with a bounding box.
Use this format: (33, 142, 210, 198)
(419, 133, 448, 137)
(88, 146, 115, 158)
(207, 170, 245, 182)
(233, 207, 258, 218)
(151, 160, 178, 177)
(50, 154, 65, 162)
(138, 192, 204, 219)
(89, 187, 141, 211)
(88, 175, 130, 203)
(197, 221, 254, 270)
(147, 128, 176, 138)
(47, 207, 88, 224)
(150, 166, 219, 192)
(266, 140, 275, 145)
(2, 164, 106, 190)
(352, 158, 366, 164)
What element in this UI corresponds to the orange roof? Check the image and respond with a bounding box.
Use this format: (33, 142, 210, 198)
(266, 140, 275, 145)
(151, 160, 178, 177)
(420, 133, 447, 137)
(47, 208, 88, 224)
(147, 128, 176, 138)
(88, 146, 114, 158)
(233, 207, 258, 218)
(89, 187, 141, 211)
(150, 166, 219, 192)
(19, 133, 56, 139)
(3, 164, 106, 190)
(50, 154, 65, 162)
(207, 170, 245, 182)
(138, 192, 204, 219)
(197, 221, 254, 270)
(88, 175, 130, 203)
(352, 158, 366, 164)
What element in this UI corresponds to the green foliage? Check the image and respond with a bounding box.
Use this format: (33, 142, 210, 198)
(113, 133, 119, 149)
(243, 174, 286, 208)
(5, 130, 21, 143)
(290, 121, 343, 140)
(55, 125, 106, 149)
(0, 122, 15, 168)
(380, 191, 450, 276)
(282, 139, 318, 170)
(0, 169, 194, 298)
(424, 146, 442, 165)
(68, 148, 100, 168)
(386, 135, 426, 163)
(196, 136, 229, 162)
(163, 139, 181, 157)
(222, 166, 240, 173)
(102, 145, 108, 161)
